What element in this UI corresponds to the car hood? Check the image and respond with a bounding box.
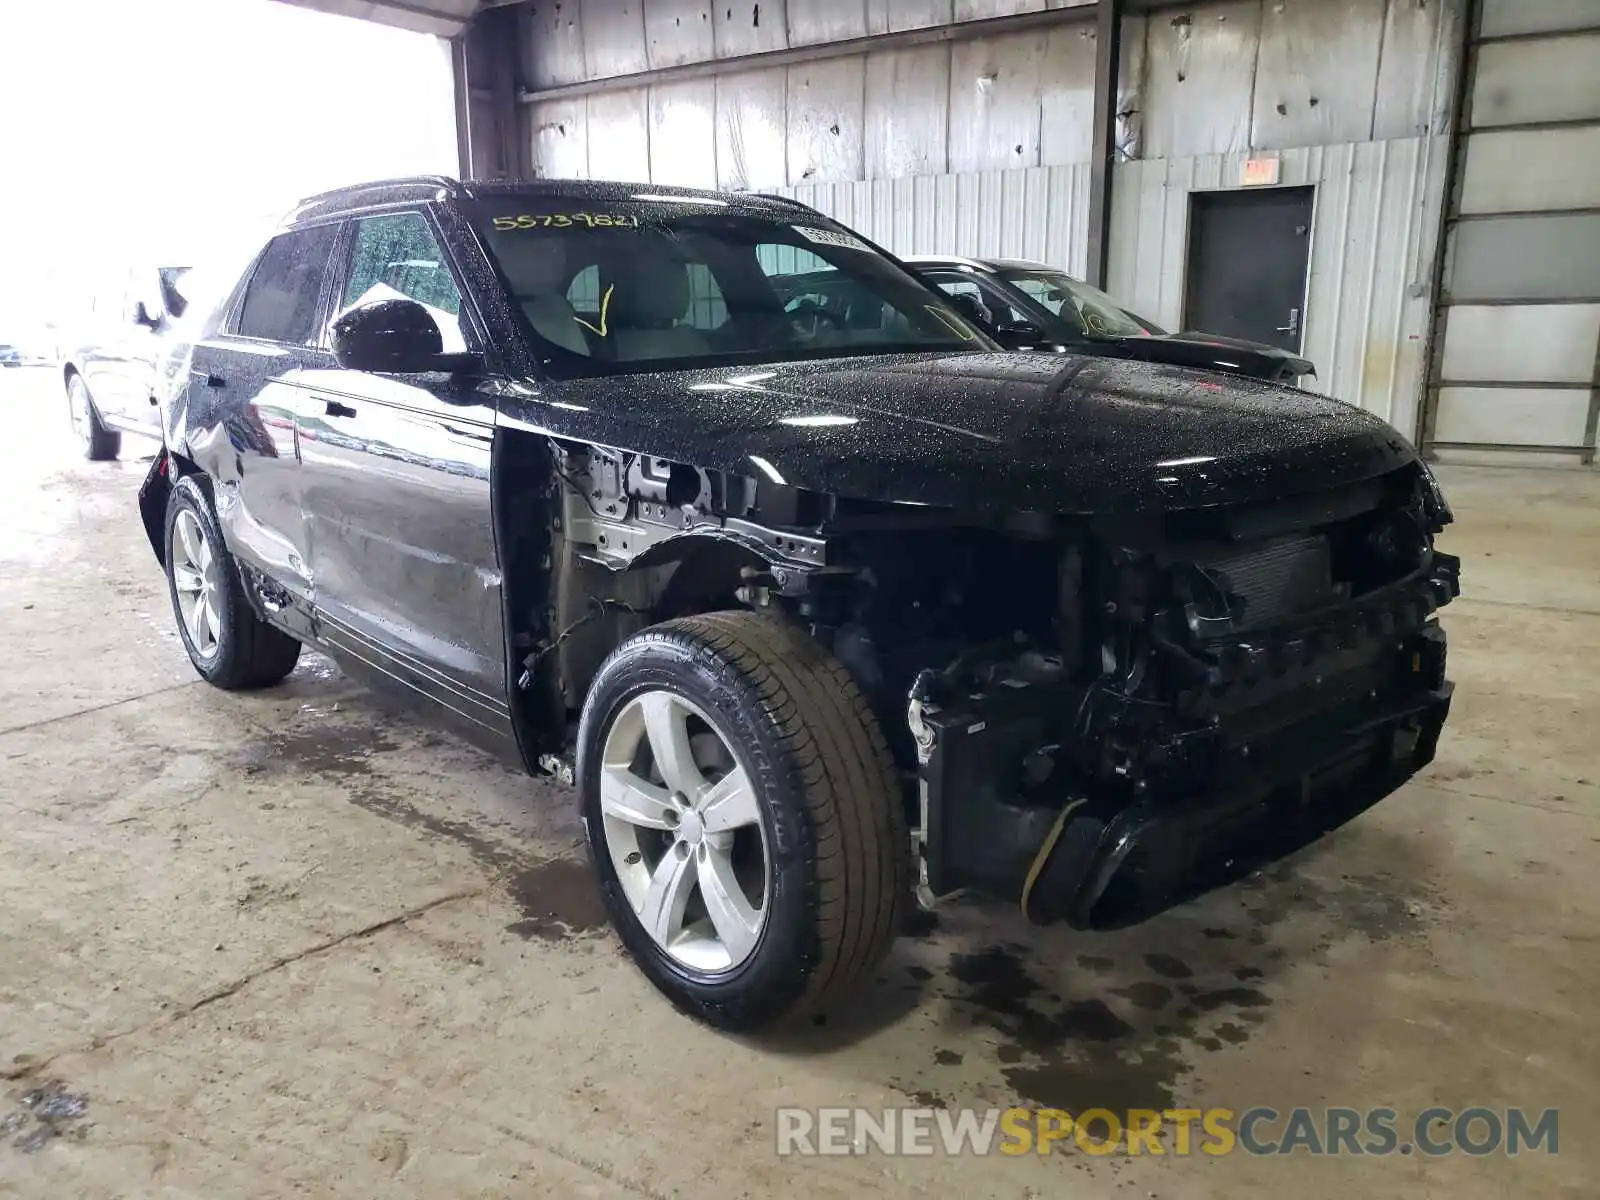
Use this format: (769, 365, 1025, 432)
(506, 351, 1413, 515)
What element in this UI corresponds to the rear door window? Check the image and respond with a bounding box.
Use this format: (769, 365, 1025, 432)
(233, 224, 340, 345)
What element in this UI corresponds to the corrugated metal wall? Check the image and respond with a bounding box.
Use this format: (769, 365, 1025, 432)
(1108, 137, 1450, 433)
(1424, 0, 1600, 465)
(772, 165, 1095, 276)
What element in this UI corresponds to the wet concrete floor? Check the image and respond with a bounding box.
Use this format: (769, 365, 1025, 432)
(1, 366, 1595, 1197)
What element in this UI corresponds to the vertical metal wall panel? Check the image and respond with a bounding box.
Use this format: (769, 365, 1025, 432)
(585, 88, 653, 181)
(580, 0, 650, 78)
(786, 0, 868, 46)
(1373, 0, 1455, 139)
(1141, 1, 1263, 160)
(955, 0, 1049, 18)
(521, 0, 586, 89)
(787, 57, 867, 184)
(1480, 0, 1600, 38)
(649, 79, 719, 186)
(1460, 127, 1600, 215)
(644, 0, 716, 68)
(1053, 166, 1091, 276)
(1470, 36, 1600, 127)
(714, 67, 789, 188)
(949, 32, 1047, 171)
(1442, 305, 1600, 384)
(1105, 157, 1147, 304)
(1250, 0, 1385, 151)
(774, 163, 1092, 269)
(528, 98, 590, 177)
(864, 46, 952, 179)
(1116, 13, 1148, 160)
(1108, 136, 1449, 432)
(867, 0, 953, 34)
(712, 0, 787, 55)
(1038, 24, 1100, 166)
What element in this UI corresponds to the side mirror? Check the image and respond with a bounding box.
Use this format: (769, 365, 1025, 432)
(132, 300, 162, 329)
(993, 320, 1044, 350)
(331, 299, 479, 374)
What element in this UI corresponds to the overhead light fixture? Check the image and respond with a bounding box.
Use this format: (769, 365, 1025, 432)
(1154, 455, 1216, 468)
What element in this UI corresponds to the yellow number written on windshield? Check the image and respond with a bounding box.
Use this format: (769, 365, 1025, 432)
(491, 213, 642, 231)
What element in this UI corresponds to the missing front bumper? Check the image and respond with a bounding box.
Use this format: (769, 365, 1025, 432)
(911, 624, 1453, 930)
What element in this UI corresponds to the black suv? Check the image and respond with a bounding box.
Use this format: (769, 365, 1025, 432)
(138, 177, 1458, 1031)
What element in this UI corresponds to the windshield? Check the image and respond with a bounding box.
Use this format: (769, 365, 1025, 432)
(999, 269, 1149, 340)
(468, 199, 990, 376)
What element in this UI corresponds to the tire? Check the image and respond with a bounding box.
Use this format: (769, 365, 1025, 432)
(66, 371, 120, 461)
(165, 475, 302, 690)
(577, 611, 908, 1032)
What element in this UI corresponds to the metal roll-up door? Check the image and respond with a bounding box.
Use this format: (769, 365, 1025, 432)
(1424, 0, 1600, 464)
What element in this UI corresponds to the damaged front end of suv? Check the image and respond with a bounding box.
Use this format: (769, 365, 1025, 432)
(893, 465, 1456, 930)
(518, 335, 1460, 944)
(656, 412, 1461, 933)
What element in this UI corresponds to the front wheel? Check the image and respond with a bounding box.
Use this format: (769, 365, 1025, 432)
(165, 475, 302, 689)
(578, 612, 908, 1031)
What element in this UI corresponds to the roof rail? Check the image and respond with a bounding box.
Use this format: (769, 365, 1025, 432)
(749, 192, 820, 213)
(294, 174, 462, 207)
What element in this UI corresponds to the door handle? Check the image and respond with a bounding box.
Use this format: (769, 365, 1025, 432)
(1276, 308, 1301, 336)
(324, 399, 357, 418)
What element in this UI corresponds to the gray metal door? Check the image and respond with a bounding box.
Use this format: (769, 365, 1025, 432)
(1183, 187, 1314, 353)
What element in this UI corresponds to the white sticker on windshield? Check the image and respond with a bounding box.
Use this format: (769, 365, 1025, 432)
(794, 226, 872, 253)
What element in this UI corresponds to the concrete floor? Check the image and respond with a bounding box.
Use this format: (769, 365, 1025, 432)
(0, 364, 1594, 1198)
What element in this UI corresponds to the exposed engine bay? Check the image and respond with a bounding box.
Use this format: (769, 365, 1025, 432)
(535, 441, 1458, 933)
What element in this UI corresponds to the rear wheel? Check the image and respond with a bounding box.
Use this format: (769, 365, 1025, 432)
(67, 372, 120, 461)
(578, 612, 907, 1031)
(165, 475, 301, 689)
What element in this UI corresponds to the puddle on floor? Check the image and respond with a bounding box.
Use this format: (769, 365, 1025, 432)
(505, 856, 607, 941)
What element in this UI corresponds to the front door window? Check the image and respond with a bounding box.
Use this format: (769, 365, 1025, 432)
(340, 212, 467, 352)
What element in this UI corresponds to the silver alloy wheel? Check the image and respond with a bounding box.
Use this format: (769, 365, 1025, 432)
(600, 690, 769, 973)
(171, 509, 222, 660)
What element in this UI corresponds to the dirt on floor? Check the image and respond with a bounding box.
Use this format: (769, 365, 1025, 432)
(1, 365, 1595, 1199)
